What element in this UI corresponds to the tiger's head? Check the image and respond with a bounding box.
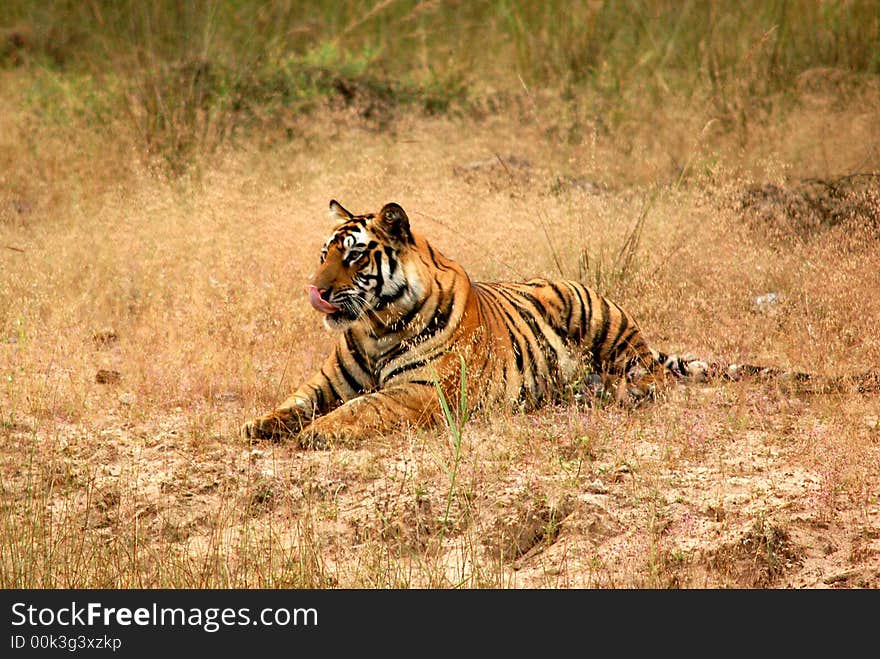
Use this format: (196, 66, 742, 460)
(307, 199, 421, 329)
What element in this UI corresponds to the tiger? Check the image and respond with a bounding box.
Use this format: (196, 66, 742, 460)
(242, 200, 879, 448)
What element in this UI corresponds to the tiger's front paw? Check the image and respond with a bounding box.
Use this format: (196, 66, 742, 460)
(241, 411, 304, 442)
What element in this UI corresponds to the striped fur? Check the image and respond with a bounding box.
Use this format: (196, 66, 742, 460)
(242, 200, 878, 448)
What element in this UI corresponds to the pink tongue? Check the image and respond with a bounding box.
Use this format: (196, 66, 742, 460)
(307, 285, 339, 314)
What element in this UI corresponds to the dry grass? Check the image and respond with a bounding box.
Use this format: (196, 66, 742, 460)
(2, 68, 880, 588)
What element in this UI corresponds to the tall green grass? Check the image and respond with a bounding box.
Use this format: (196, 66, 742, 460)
(4, 1, 878, 82)
(3, 0, 878, 171)
(432, 354, 469, 538)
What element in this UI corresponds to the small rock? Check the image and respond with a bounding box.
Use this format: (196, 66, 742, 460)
(118, 392, 136, 406)
(754, 292, 780, 313)
(95, 369, 122, 384)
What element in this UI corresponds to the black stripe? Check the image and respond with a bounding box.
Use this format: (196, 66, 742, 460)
(377, 285, 406, 309)
(602, 308, 629, 362)
(490, 288, 541, 381)
(412, 280, 455, 341)
(508, 327, 525, 374)
(371, 249, 385, 292)
(406, 379, 437, 387)
(384, 245, 397, 275)
(308, 382, 326, 412)
(357, 250, 384, 292)
(605, 324, 638, 367)
(383, 357, 431, 383)
(337, 360, 362, 396)
(591, 297, 611, 361)
(571, 284, 590, 342)
(509, 285, 574, 345)
(477, 287, 526, 376)
(389, 300, 425, 332)
(321, 367, 342, 402)
(426, 243, 452, 271)
(505, 286, 548, 316)
(548, 281, 571, 320)
(494, 288, 549, 347)
(344, 330, 372, 377)
(495, 286, 560, 378)
(381, 282, 453, 362)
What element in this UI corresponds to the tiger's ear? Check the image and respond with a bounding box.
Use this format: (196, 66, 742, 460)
(376, 202, 414, 244)
(329, 199, 353, 223)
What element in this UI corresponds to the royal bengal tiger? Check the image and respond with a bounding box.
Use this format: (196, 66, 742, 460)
(242, 200, 878, 448)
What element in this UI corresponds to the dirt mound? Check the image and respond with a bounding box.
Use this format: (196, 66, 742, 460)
(735, 175, 880, 243)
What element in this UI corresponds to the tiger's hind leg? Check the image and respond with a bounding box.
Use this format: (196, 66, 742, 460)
(580, 353, 670, 407)
(582, 334, 674, 407)
(617, 357, 671, 404)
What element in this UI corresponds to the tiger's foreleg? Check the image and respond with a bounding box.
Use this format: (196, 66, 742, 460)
(298, 383, 442, 449)
(241, 391, 321, 441)
(242, 338, 377, 441)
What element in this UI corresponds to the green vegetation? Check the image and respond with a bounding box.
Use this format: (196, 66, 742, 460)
(2, 1, 878, 172)
(432, 354, 469, 537)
